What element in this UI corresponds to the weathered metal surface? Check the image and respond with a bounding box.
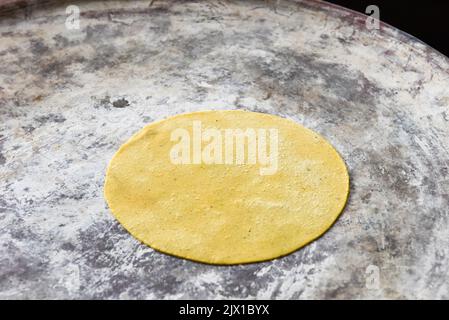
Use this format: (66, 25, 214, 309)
(1, 0, 448, 299)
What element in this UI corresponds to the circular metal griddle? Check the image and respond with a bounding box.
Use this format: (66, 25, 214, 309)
(0, 0, 448, 299)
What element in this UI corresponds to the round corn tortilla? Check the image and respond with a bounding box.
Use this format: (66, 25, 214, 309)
(104, 110, 349, 264)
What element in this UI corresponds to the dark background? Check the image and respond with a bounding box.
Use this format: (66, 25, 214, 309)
(326, 0, 449, 57)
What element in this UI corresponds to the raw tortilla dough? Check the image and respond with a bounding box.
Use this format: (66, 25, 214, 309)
(104, 110, 349, 264)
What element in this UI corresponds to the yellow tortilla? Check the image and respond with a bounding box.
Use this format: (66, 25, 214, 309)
(104, 110, 349, 264)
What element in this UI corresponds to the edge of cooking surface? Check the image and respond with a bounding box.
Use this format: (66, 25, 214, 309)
(0, 0, 448, 70)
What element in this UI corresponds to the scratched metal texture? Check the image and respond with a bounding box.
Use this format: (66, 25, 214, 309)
(0, 0, 449, 299)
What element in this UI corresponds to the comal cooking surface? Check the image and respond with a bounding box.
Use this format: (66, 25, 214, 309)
(1, 0, 448, 299)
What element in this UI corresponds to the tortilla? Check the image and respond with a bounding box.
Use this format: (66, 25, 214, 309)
(104, 110, 349, 264)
